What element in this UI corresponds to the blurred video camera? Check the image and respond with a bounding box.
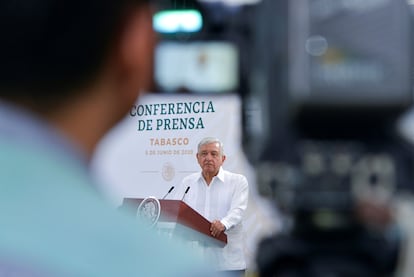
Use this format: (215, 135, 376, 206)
(241, 0, 414, 276)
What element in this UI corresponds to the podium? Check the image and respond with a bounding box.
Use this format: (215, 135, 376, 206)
(120, 198, 227, 247)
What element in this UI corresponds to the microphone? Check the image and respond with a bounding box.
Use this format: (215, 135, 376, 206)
(161, 186, 175, 199)
(181, 186, 190, 201)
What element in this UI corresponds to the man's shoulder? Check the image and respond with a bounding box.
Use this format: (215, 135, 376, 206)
(0, 141, 212, 277)
(182, 172, 201, 181)
(222, 169, 247, 180)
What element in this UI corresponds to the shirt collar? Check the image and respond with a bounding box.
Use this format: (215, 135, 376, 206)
(216, 167, 225, 182)
(198, 166, 225, 183)
(0, 100, 88, 170)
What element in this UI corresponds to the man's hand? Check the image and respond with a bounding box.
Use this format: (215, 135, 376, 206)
(210, 220, 226, 237)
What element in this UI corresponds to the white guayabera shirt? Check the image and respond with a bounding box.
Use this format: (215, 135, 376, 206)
(173, 167, 249, 271)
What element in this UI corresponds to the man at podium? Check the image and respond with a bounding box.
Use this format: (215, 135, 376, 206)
(173, 137, 249, 277)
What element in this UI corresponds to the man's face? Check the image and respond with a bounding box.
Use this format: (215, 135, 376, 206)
(196, 142, 225, 176)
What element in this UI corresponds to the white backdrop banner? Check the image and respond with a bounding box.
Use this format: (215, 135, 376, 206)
(91, 93, 245, 202)
(90, 93, 280, 269)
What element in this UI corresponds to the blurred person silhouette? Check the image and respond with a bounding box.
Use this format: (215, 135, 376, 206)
(0, 0, 215, 276)
(173, 137, 249, 277)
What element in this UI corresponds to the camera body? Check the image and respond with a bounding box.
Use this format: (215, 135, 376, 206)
(243, 0, 413, 165)
(241, 0, 414, 275)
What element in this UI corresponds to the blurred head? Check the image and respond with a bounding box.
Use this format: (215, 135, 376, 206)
(196, 137, 226, 176)
(0, 0, 155, 114)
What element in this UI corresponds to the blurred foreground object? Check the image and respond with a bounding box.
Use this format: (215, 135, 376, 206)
(241, 0, 414, 276)
(0, 0, 215, 276)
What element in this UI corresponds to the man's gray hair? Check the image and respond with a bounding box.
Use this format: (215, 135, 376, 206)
(197, 137, 224, 155)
